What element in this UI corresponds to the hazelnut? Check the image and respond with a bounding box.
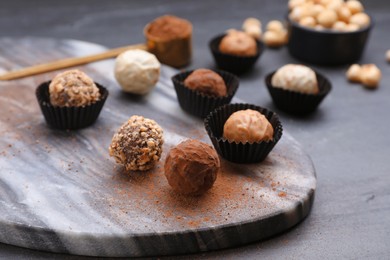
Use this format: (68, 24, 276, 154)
(346, 64, 362, 82)
(345, 23, 360, 31)
(263, 30, 288, 48)
(386, 50, 390, 62)
(288, 0, 306, 10)
(333, 21, 347, 31)
(349, 13, 370, 28)
(346, 0, 364, 14)
(266, 20, 285, 32)
(361, 64, 381, 88)
(289, 6, 312, 22)
(326, 0, 343, 11)
(337, 6, 352, 23)
(300, 16, 317, 28)
(242, 17, 262, 40)
(317, 9, 338, 28)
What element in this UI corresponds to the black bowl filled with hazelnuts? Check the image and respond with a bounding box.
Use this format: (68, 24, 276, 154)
(287, 0, 373, 65)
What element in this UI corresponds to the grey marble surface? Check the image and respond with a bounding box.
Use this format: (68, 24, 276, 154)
(0, 0, 389, 259)
(0, 38, 315, 257)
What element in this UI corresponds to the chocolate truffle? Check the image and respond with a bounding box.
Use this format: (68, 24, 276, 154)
(219, 30, 257, 56)
(164, 139, 220, 196)
(144, 15, 192, 68)
(271, 64, 319, 94)
(114, 49, 161, 95)
(223, 109, 274, 144)
(49, 69, 101, 107)
(109, 115, 164, 171)
(183, 69, 227, 97)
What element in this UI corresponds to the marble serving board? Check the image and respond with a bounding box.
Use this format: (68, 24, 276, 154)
(0, 37, 316, 257)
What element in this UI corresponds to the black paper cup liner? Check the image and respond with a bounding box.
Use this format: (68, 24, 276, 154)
(265, 71, 331, 115)
(204, 103, 283, 164)
(209, 34, 263, 74)
(172, 69, 239, 118)
(36, 81, 109, 130)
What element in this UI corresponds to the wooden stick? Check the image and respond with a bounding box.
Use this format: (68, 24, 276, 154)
(0, 43, 147, 81)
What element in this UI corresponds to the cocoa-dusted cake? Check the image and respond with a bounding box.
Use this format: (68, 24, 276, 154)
(49, 69, 101, 107)
(36, 69, 108, 129)
(164, 139, 220, 196)
(223, 109, 274, 144)
(219, 30, 257, 57)
(109, 115, 164, 171)
(144, 15, 192, 68)
(183, 69, 227, 97)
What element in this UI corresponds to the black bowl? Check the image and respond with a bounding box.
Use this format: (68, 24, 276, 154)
(209, 34, 264, 74)
(287, 16, 373, 65)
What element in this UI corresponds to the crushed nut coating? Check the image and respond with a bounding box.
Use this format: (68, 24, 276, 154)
(109, 115, 164, 171)
(49, 69, 101, 107)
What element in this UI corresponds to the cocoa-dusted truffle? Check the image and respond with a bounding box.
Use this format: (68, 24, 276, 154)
(219, 30, 257, 56)
(183, 69, 227, 97)
(223, 109, 274, 143)
(271, 64, 319, 94)
(164, 139, 220, 196)
(109, 115, 164, 171)
(49, 69, 101, 107)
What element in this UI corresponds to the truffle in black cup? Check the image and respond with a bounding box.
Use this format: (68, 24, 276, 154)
(265, 70, 331, 115)
(204, 103, 283, 164)
(36, 81, 108, 130)
(171, 69, 239, 118)
(209, 33, 263, 74)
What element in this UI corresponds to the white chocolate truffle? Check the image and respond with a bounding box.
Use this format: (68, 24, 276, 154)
(114, 49, 161, 95)
(272, 64, 319, 94)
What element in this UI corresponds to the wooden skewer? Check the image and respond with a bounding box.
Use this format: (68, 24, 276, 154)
(0, 43, 147, 81)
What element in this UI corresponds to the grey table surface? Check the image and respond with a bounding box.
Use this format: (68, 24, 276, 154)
(0, 0, 389, 259)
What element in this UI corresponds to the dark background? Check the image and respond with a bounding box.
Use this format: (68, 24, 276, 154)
(0, 0, 389, 259)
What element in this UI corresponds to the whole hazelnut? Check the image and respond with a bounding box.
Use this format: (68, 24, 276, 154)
(337, 6, 352, 23)
(361, 64, 381, 88)
(333, 21, 347, 31)
(266, 20, 285, 32)
(317, 9, 338, 28)
(349, 13, 370, 28)
(300, 16, 317, 28)
(346, 64, 362, 82)
(346, 0, 364, 15)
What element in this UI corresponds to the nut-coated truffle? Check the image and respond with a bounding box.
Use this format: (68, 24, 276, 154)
(183, 69, 227, 97)
(219, 30, 257, 56)
(223, 109, 274, 144)
(271, 64, 319, 94)
(164, 139, 220, 196)
(109, 115, 164, 171)
(49, 69, 100, 107)
(114, 49, 161, 95)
